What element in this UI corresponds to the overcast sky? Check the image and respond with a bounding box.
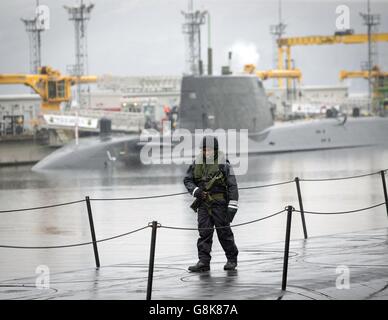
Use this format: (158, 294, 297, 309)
(0, 0, 387, 94)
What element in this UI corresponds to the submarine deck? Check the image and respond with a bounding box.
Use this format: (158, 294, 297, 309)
(1, 227, 387, 300)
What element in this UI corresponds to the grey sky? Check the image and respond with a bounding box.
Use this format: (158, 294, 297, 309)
(0, 0, 387, 94)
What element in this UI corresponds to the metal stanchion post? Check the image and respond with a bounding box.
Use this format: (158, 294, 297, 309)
(146, 221, 158, 300)
(85, 196, 100, 268)
(295, 177, 308, 239)
(381, 171, 388, 217)
(282, 205, 294, 291)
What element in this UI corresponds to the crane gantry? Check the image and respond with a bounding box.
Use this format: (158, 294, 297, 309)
(0, 66, 97, 112)
(276, 32, 388, 88)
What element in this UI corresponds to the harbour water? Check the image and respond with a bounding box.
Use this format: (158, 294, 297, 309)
(0, 145, 387, 282)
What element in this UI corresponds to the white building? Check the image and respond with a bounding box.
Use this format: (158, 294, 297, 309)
(266, 85, 368, 117)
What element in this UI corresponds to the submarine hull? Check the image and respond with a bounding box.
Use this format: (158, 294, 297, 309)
(31, 134, 141, 170)
(32, 75, 388, 170)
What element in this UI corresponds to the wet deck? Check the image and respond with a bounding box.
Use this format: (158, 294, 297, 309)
(1, 227, 387, 300)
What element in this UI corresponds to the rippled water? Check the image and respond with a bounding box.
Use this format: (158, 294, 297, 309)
(0, 145, 387, 281)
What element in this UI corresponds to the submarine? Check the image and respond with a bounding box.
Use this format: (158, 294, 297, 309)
(32, 75, 388, 170)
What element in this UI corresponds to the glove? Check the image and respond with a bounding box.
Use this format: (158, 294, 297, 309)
(227, 200, 238, 223)
(193, 187, 208, 200)
(192, 187, 202, 198)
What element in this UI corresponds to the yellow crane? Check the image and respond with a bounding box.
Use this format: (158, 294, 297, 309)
(244, 64, 302, 82)
(339, 67, 388, 112)
(276, 32, 388, 87)
(0, 66, 97, 112)
(339, 68, 388, 81)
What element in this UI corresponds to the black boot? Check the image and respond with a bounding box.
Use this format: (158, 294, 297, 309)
(188, 261, 210, 272)
(224, 261, 237, 271)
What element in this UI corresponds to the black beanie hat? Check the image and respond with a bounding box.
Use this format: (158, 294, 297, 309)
(201, 135, 219, 151)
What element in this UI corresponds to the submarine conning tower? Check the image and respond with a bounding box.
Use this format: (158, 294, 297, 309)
(178, 75, 274, 132)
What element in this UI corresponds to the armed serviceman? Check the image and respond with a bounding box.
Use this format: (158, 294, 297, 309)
(184, 136, 239, 272)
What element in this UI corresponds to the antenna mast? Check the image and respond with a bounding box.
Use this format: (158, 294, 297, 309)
(64, 0, 94, 108)
(21, 0, 48, 74)
(360, 0, 380, 111)
(270, 0, 287, 87)
(181, 0, 207, 75)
